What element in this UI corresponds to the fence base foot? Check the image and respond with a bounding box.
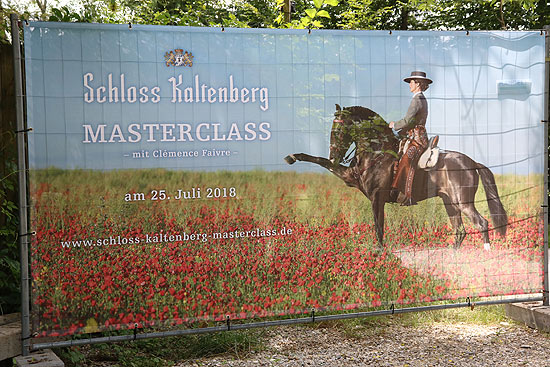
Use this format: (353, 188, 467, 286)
(15, 349, 64, 367)
(504, 301, 550, 333)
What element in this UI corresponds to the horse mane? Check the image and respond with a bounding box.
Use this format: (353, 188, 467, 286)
(342, 106, 385, 123)
(340, 105, 397, 148)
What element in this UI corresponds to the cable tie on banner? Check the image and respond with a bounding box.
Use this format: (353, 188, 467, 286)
(466, 297, 471, 308)
(20, 231, 36, 237)
(15, 127, 33, 134)
(466, 30, 470, 36)
(128, 22, 132, 29)
(311, 308, 315, 323)
(542, 120, 549, 123)
(390, 303, 395, 315)
(133, 323, 138, 341)
(389, 30, 392, 35)
(226, 315, 230, 331)
(308, 28, 311, 35)
(221, 26, 225, 32)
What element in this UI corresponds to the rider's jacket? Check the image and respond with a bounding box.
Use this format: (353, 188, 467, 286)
(393, 92, 428, 131)
(394, 92, 428, 149)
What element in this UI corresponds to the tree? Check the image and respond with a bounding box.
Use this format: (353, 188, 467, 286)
(420, 0, 546, 30)
(338, 0, 424, 30)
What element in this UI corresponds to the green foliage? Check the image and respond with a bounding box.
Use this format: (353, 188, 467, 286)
(57, 347, 86, 365)
(129, 1, 232, 27)
(276, 0, 340, 29)
(420, 0, 546, 30)
(0, 160, 20, 314)
(0, 1, 31, 45)
(2, 0, 546, 35)
(48, 6, 91, 22)
(338, 0, 548, 30)
(57, 329, 266, 366)
(232, 0, 280, 28)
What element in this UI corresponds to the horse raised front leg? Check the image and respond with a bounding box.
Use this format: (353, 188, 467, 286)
(284, 153, 354, 185)
(285, 153, 335, 170)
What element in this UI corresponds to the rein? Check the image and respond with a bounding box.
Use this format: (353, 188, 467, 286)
(342, 146, 356, 164)
(332, 114, 397, 166)
(333, 118, 357, 165)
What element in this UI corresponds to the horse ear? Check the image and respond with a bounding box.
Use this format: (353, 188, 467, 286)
(335, 104, 341, 111)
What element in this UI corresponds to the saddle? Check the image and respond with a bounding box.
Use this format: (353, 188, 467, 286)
(418, 136, 440, 170)
(399, 135, 440, 170)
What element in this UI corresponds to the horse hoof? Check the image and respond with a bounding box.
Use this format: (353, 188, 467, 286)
(284, 154, 296, 165)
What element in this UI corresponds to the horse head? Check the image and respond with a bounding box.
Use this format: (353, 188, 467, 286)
(329, 104, 354, 164)
(329, 104, 397, 164)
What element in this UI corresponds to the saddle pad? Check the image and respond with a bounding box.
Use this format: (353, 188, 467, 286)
(418, 147, 440, 169)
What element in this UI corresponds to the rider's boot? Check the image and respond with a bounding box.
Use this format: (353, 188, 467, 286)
(389, 189, 399, 202)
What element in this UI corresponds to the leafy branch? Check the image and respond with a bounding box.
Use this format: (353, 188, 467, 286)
(276, 0, 339, 29)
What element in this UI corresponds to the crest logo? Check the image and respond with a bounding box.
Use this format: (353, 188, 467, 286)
(164, 49, 193, 67)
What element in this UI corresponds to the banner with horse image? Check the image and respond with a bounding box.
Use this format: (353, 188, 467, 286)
(24, 22, 545, 338)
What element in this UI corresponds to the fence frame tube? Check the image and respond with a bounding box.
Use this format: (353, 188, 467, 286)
(544, 25, 549, 307)
(10, 14, 31, 357)
(14, 22, 549, 351)
(30, 295, 542, 351)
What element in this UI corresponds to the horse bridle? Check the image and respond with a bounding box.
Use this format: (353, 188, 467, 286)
(332, 118, 357, 164)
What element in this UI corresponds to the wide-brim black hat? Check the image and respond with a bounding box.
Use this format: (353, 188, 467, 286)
(403, 71, 433, 84)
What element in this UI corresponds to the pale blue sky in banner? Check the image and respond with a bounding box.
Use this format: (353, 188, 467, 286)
(24, 23, 546, 175)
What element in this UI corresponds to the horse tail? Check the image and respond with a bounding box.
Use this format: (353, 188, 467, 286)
(476, 163, 508, 237)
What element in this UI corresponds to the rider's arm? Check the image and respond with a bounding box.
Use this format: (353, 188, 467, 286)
(393, 96, 421, 131)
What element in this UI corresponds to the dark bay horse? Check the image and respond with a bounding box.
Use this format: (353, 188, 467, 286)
(284, 105, 507, 249)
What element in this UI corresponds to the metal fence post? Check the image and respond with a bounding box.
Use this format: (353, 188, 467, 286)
(543, 25, 549, 307)
(10, 13, 31, 356)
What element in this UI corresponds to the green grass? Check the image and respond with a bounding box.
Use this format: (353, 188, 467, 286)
(30, 168, 543, 233)
(306, 303, 510, 340)
(56, 328, 267, 367)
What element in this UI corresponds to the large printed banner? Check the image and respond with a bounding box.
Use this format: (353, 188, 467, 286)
(24, 22, 545, 337)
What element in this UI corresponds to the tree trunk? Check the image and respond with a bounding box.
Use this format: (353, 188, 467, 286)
(283, 0, 291, 23)
(400, 6, 408, 30)
(498, 0, 506, 29)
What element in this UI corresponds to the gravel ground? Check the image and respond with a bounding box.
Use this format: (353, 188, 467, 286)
(175, 322, 550, 367)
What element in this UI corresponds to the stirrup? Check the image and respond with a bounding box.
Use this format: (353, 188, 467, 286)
(400, 197, 417, 206)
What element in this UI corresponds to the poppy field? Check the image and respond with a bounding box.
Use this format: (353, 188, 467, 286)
(29, 168, 544, 337)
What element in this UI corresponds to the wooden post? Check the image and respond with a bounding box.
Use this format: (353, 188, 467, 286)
(283, 0, 291, 23)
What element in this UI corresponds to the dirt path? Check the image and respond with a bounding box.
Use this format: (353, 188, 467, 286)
(175, 322, 550, 367)
(394, 246, 541, 297)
